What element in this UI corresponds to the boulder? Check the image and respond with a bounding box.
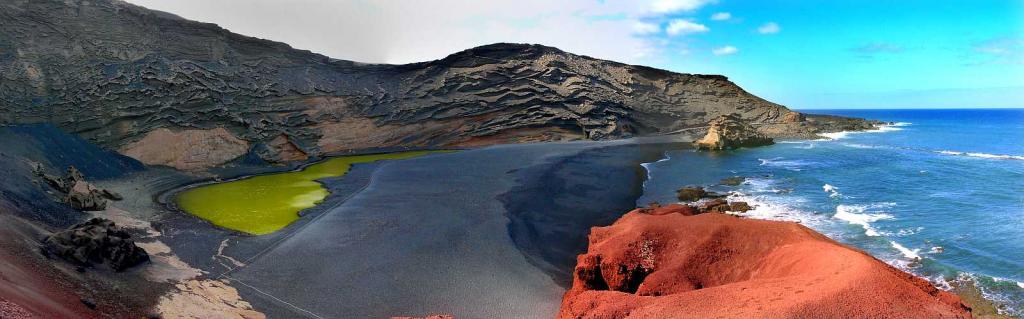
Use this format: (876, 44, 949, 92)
(729, 201, 752, 212)
(42, 218, 150, 271)
(66, 181, 107, 211)
(694, 113, 774, 150)
(697, 199, 730, 213)
(783, 111, 806, 123)
(677, 186, 727, 202)
(676, 187, 707, 202)
(35, 166, 122, 211)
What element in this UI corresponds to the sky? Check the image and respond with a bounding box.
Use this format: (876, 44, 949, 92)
(126, 0, 1024, 109)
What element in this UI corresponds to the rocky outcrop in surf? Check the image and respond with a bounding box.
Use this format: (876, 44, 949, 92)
(0, 0, 879, 170)
(758, 113, 885, 140)
(42, 218, 150, 271)
(558, 205, 972, 318)
(694, 113, 774, 150)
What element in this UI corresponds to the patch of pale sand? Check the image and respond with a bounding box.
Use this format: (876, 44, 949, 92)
(119, 127, 249, 171)
(92, 206, 265, 318)
(216, 238, 246, 268)
(91, 207, 201, 283)
(156, 279, 265, 319)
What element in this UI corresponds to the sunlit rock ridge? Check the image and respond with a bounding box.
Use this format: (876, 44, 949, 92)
(2, 0, 809, 169)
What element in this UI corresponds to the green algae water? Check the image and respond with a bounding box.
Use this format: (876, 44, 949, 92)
(176, 151, 440, 235)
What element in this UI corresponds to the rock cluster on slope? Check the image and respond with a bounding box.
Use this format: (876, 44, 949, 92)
(559, 206, 972, 318)
(33, 165, 123, 211)
(0, 0, 876, 170)
(694, 113, 774, 150)
(41, 218, 150, 271)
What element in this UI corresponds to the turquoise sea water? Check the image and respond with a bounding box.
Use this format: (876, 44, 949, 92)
(639, 109, 1024, 316)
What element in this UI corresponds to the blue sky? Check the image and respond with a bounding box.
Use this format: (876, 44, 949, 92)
(633, 1, 1024, 109)
(131, 0, 1023, 109)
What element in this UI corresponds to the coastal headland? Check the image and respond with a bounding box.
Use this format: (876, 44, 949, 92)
(0, 0, 1002, 318)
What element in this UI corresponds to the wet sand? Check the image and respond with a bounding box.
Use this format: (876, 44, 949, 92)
(212, 136, 689, 318)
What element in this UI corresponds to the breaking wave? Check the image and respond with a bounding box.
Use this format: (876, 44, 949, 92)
(833, 203, 895, 237)
(819, 122, 909, 140)
(758, 157, 813, 171)
(936, 150, 1024, 161)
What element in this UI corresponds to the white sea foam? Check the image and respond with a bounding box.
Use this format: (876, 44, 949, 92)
(822, 184, 840, 198)
(727, 192, 822, 227)
(896, 227, 923, 237)
(840, 142, 881, 149)
(833, 203, 895, 237)
(758, 157, 811, 171)
(819, 122, 907, 140)
(935, 150, 1024, 161)
(890, 241, 921, 260)
(640, 153, 671, 186)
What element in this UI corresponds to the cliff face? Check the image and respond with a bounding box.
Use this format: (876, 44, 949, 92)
(1, 0, 792, 169)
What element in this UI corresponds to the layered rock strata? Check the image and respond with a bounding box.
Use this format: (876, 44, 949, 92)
(0, 0, 877, 170)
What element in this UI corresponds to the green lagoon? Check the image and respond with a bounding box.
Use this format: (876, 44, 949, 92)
(175, 151, 439, 235)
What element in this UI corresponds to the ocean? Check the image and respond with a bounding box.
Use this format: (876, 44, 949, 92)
(638, 109, 1024, 316)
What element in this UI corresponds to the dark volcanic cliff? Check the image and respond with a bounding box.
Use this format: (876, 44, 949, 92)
(1, 0, 797, 169)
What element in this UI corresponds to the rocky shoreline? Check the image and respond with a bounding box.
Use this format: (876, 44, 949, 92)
(0, 121, 1012, 318)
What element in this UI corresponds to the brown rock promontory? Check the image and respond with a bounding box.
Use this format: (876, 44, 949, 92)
(694, 114, 774, 150)
(559, 207, 971, 319)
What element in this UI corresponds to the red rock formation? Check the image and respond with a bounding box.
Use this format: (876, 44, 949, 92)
(558, 207, 971, 319)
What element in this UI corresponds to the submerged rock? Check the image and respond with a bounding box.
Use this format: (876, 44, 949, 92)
(694, 114, 774, 150)
(42, 218, 150, 271)
(559, 209, 972, 318)
(719, 176, 746, 186)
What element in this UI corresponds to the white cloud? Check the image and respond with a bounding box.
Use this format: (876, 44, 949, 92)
(666, 19, 709, 36)
(632, 21, 661, 35)
(757, 22, 780, 34)
(710, 12, 731, 21)
(712, 45, 738, 55)
(124, 0, 666, 65)
(650, 0, 715, 13)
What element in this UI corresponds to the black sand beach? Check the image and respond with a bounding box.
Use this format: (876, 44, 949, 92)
(196, 136, 691, 318)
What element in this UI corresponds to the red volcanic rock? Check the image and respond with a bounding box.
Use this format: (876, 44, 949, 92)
(559, 209, 971, 319)
(391, 316, 454, 319)
(638, 204, 698, 216)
